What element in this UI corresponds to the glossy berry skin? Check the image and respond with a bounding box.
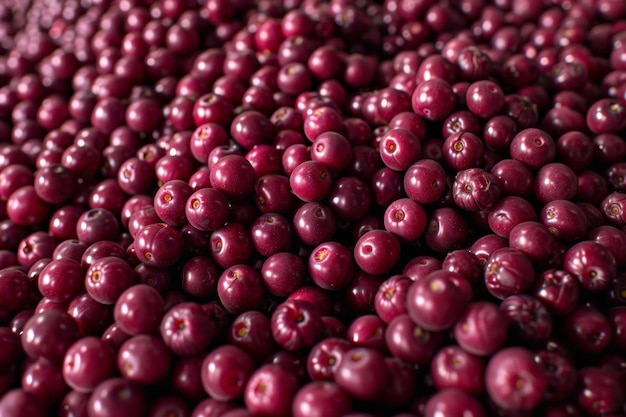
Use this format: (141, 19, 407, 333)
(411, 78, 457, 121)
(564, 306, 613, 354)
(228, 311, 276, 361)
(209, 155, 257, 201)
(185, 187, 230, 231)
(76, 209, 120, 245)
(454, 301, 509, 357)
(21, 309, 81, 365)
(347, 314, 387, 351)
(374, 275, 413, 323)
(424, 208, 469, 253)
(0, 389, 50, 417)
(327, 176, 372, 222)
(379, 128, 421, 172)
(67, 293, 114, 337)
(210, 223, 253, 268)
(0, 327, 21, 373)
(424, 388, 486, 417)
(487, 196, 538, 238)
(160, 302, 217, 356)
(310, 131, 352, 175)
(217, 264, 264, 315)
(306, 337, 351, 381)
(576, 367, 625, 416)
(254, 174, 295, 215)
(484, 248, 535, 300)
(250, 213, 293, 257)
(385, 314, 446, 365)
(430, 345, 486, 395)
(442, 132, 485, 171)
(334, 347, 389, 400)
(85, 256, 134, 305)
(62, 336, 117, 393)
(113, 284, 165, 336)
(466, 80, 505, 119)
(7, 185, 52, 227)
(289, 161, 333, 203)
(588, 225, 626, 267)
(533, 349, 577, 403)
(442, 249, 483, 286)
(541, 199, 588, 243)
(21, 356, 69, 403)
(600, 192, 626, 226)
(452, 168, 500, 212)
(244, 364, 299, 417)
(534, 162, 578, 203)
(153, 180, 194, 227)
(533, 269, 580, 316)
(201, 344, 256, 401)
(500, 295, 553, 343)
(586, 98, 626, 134)
(562, 240, 617, 293)
(406, 270, 470, 331)
(354, 230, 402, 276)
(485, 347, 549, 412)
(37, 258, 84, 304)
(490, 159, 533, 197)
(403, 159, 447, 205)
(262, 252, 306, 297)
(87, 378, 147, 417)
(308, 241, 355, 291)
(117, 334, 172, 385)
(271, 299, 324, 352)
(292, 381, 352, 417)
(134, 223, 184, 268)
(509, 128, 556, 170)
(383, 198, 428, 243)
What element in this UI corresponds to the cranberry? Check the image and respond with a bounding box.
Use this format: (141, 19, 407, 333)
(292, 381, 352, 417)
(385, 314, 445, 365)
(403, 159, 447, 204)
(485, 347, 549, 412)
(565, 306, 613, 354)
(134, 223, 184, 268)
(114, 284, 164, 336)
(454, 301, 509, 356)
(431, 345, 486, 395)
(562, 240, 617, 293)
(442, 131, 485, 171)
(0, 389, 48, 417)
(335, 347, 390, 400)
(424, 207, 469, 253)
(354, 229, 402, 276)
(576, 367, 625, 416)
(62, 336, 117, 393)
(217, 264, 264, 315)
(244, 364, 299, 416)
(87, 378, 147, 417)
(201, 344, 255, 401)
(424, 388, 486, 417)
(271, 299, 324, 352)
(500, 294, 553, 343)
(452, 168, 500, 211)
(541, 199, 588, 242)
(510, 128, 556, 170)
(22, 309, 81, 365)
(406, 269, 470, 331)
(210, 223, 253, 268)
(185, 187, 230, 231)
(586, 98, 626, 134)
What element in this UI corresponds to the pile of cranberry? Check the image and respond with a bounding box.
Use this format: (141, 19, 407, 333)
(0, 0, 626, 415)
